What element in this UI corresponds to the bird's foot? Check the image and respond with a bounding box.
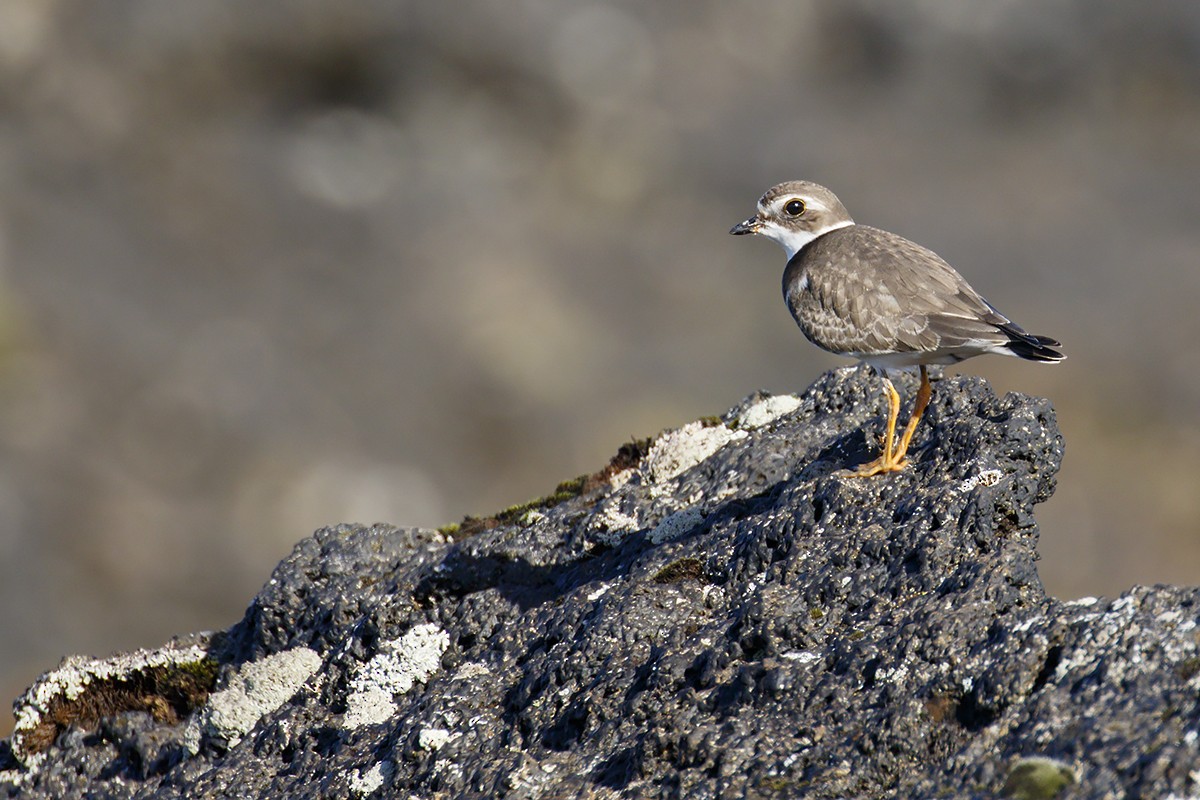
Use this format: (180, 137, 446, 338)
(839, 365, 931, 478)
(841, 452, 908, 478)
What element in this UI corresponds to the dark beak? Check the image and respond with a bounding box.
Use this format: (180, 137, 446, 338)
(729, 216, 762, 236)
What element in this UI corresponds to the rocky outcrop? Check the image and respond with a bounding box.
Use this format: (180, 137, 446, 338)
(4, 367, 1198, 799)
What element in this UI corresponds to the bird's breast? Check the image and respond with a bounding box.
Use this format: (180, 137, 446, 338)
(781, 258, 809, 308)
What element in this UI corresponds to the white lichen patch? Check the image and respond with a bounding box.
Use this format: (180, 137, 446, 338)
(648, 508, 705, 545)
(451, 661, 492, 682)
(186, 646, 322, 753)
(417, 727, 453, 750)
(874, 664, 909, 684)
(585, 501, 643, 548)
(736, 394, 802, 429)
(959, 469, 1003, 492)
(606, 468, 635, 490)
(644, 421, 747, 483)
(343, 624, 449, 730)
(350, 760, 394, 796)
(10, 638, 211, 768)
(1110, 596, 1137, 614)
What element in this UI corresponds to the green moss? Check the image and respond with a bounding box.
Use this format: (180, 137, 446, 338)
(809, 607, 825, 620)
(550, 475, 589, 499)
(175, 657, 221, 688)
(758, 776, 792, 791)
(443, 476, 591, 540)
(1000, 757, 1075, 799)
(438, 436, 655, 541)
(652, 558, 706, 584)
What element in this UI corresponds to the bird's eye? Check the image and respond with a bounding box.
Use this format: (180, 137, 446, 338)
(783, 199, 806, 217)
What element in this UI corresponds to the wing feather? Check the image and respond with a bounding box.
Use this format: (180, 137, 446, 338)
(785, 225, 1054, 361)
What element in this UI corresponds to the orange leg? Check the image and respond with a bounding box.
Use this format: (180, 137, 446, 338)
(849, 366, 931, 478)
(849, 376, 901, 477)
(892, 365, 932, 465)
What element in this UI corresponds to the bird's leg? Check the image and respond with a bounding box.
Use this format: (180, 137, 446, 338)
(849, 377, 902, 477)
(892, 365, 932, 464)
(880, 377, 900, 463)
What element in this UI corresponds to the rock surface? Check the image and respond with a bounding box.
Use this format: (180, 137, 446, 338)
(4, 367, 1199, 799)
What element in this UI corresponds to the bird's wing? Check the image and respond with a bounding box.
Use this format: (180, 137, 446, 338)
(806, 226, 1014, 356)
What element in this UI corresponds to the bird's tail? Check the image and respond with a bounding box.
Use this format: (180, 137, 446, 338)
(1001, 324, 1065, 362)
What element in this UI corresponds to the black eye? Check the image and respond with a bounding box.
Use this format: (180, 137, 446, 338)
(783, 199, 806, 217)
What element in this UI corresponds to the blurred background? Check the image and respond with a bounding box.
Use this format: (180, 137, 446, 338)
(2, 0, 1200, 732)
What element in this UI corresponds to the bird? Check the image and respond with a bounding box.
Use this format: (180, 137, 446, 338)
(730, 180, 1064, 477)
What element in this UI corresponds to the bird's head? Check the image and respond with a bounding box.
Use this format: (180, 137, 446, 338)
(730, 180, 855, 260)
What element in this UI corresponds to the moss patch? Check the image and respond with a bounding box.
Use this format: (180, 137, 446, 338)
(440, 436, 654, 540)
(652, 557, 706, 584)
(1000, 756, 1076, 799)
(924, 693, 957, 724)
(757, 775, 793, 792)
(22, 658, 220, 755)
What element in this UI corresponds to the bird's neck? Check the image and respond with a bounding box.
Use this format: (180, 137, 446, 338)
(776, 220, 854, 261)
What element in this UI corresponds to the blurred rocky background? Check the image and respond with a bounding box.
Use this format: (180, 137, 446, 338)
(0, 0, 1198, 735)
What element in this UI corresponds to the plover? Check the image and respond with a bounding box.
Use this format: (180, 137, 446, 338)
(731, 180, 1064, 476)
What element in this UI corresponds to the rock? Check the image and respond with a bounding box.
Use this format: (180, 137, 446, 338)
(3, 367, 1199, 798)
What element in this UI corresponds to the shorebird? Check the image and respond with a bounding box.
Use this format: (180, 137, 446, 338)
(731, 180, 1064, 476)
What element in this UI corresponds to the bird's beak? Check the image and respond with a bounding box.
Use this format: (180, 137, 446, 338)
(729, 216, 762, 236)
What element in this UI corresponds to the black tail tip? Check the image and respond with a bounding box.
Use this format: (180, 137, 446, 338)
(1008, 338, 1065, 362)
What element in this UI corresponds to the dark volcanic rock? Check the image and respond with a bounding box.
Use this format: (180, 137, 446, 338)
(4, 367, 1200, 799)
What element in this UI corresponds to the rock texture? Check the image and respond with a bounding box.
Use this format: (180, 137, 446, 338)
(4, 367, 1200, 799)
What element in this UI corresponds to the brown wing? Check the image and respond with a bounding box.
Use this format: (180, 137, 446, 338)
(787, 225, 1014, 357)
